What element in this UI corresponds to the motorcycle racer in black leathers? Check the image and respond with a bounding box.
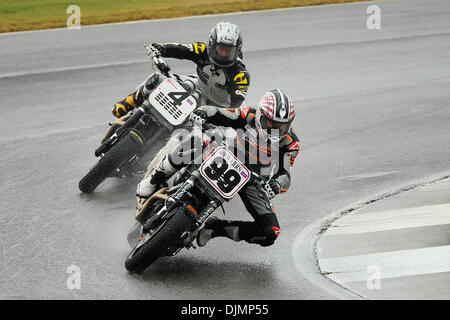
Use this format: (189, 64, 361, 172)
(136, 89, 300, 247)
(112, 21, 250, 118)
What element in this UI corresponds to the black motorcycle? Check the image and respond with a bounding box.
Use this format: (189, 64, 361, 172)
(79, 52, 199, 193)
(125, 124, 272, 274)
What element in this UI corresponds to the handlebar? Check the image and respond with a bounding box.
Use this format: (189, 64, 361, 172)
(151, 56, 171, 78)
(145, 44, 171, 78)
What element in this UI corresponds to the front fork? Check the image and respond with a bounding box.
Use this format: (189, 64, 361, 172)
(168, 198, 221, 255)
(95, 107, 149, 157)
(143, 173, 222, 251)
(180, 199, 222, 249)
(172, 171, 223, 230)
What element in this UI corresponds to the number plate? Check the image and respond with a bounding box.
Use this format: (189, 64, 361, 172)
(149, 78, 197, 126)
(200, 147, 250, 199)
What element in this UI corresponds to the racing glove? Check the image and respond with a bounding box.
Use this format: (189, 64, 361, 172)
(145, 43, 165, 58)
(189, 108, 208, 127)
(264, 179, 281, 199)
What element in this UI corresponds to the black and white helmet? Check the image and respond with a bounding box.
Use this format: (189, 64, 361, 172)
(207, 22, 243, 67)
(255, 89, 296, 142)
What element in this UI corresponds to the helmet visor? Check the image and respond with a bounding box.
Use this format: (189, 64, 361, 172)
(211, 43, 237, 65)
(260, 115, 291, 137)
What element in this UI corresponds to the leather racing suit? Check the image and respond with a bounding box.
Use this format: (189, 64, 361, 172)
(141, 105, 300, 246)
(112, 41, 250, 118)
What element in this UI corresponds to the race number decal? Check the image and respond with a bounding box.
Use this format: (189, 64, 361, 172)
(167, 91, 191, 107)
(148, 78, 196, 126)
(200, 147, 250, 199)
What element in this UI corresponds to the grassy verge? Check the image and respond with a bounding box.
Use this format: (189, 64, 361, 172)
(0, 0, 369, 33)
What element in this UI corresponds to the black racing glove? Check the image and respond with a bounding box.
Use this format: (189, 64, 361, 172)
(145, 43, 165, 59)
(189, 108, 208, 127)
(151, 43, 165, 56)
(264, 179, 281, 199)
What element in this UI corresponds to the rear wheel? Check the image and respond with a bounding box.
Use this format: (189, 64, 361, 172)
(125, 207, 193, 274)
(78, 131, 143, 193)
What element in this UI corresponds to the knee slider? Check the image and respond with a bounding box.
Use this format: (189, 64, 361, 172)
(260, 226, 280, 247)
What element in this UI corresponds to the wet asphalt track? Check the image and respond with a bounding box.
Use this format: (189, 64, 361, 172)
(0, 0, 449, 299)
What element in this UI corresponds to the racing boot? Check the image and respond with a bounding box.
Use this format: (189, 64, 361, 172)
(112, 92, 140, 118)
(196, 217, 241, 247)
(136, 154, 177, 198)
(112, 74, 161, 118)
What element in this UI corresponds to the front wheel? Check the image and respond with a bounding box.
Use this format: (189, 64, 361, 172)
(125, 207, 194, 274)
(127, 221, 142, 248)
(78, 131, 143, 193)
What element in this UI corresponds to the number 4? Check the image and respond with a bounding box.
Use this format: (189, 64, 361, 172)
(168, 91, 190, 107)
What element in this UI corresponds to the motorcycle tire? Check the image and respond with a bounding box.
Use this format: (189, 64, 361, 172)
(125, 207, 193, 274)
(78, 131, 143, 193)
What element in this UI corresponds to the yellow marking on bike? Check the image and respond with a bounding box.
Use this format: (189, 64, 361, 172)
(131, 131, 143, 143)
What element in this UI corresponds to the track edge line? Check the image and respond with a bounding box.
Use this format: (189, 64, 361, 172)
(291, 170, 450, 300)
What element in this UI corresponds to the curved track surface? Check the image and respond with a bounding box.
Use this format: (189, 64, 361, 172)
(1, 0, 449, 299)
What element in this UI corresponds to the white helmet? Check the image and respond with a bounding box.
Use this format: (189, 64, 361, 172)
(207, 22, 243, 67)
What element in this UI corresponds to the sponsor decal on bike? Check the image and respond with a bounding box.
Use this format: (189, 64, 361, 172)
(197, 206, 216, 225)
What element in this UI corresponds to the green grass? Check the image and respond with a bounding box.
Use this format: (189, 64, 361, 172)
(0, 0, 369, 33)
